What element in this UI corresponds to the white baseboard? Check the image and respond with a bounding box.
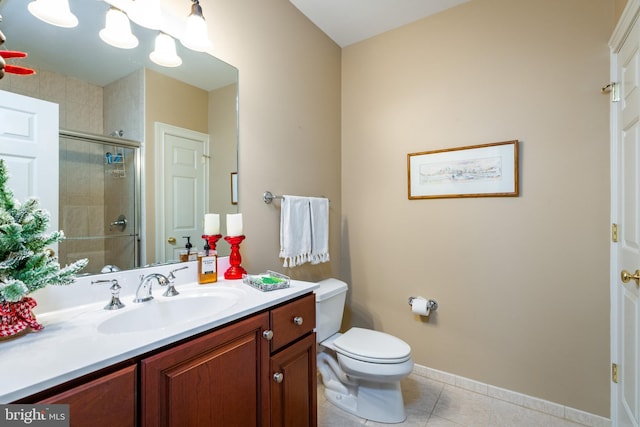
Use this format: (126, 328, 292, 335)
(412, 364, 610, 427)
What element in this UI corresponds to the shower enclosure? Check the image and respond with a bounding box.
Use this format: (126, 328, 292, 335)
(58, 130, 141, 275)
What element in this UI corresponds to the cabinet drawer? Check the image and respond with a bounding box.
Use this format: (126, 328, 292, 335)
(270, 293, 315, 352)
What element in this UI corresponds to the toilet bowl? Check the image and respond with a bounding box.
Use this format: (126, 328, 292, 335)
(315, 279, 414, 423)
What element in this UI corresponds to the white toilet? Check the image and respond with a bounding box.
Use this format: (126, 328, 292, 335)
(315, 278, 414, 423)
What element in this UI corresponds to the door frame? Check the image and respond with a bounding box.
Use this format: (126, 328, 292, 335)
(610, 1, 640, 424)
(154, 122, 210, 263)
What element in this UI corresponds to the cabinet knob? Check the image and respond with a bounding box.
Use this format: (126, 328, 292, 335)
(263, 329, 274, 340)
(293, 316, 303, 326)
(273, 372, 284, 383)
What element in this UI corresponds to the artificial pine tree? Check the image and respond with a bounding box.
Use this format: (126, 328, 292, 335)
(0, 159, 87, 304)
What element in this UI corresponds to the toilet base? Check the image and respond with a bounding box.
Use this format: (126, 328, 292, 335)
(323, 379, 407, 424)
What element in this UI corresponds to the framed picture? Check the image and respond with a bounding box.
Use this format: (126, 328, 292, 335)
(231, 172, 238, 205)
(408, 140, 519, 199)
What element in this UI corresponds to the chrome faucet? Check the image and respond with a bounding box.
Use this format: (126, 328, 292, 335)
(134, 273, 169, 303)
(133, 266, 190, 302)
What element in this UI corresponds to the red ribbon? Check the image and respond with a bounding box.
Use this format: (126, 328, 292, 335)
(0, 297, 43, 337)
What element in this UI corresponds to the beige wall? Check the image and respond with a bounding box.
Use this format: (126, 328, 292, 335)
(342, 0, 613, 417)
(209, 83, 238, 256)
(207, 0, 343, 281)
(615, 0, 628, 21)
(143, 69, 209, 264)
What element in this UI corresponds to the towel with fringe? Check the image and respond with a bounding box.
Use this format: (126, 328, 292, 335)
(279, 195, 312, 267)
(309, 196, 330, 264)
(279, 195, 330, 267)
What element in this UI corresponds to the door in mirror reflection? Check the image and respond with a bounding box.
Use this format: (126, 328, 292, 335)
(58, 131, 140, 274)
(155, 123, 209, 264)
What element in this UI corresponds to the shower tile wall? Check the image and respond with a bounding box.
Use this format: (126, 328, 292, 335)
(103, 71, 143, 272)
(103, 69, 144, 143)
(0, 67, 103, 134)
(59, 138, 106, 270)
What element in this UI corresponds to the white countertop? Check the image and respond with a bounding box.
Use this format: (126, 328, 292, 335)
(0, 266, 318, 403)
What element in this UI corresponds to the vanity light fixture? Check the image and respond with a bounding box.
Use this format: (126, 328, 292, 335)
(99, 7, 139, 50)
(149, 33, 182, 68)
(127, 0, 164, 31)
(27, 0, 78, 28)
(180, 0, 212, 52)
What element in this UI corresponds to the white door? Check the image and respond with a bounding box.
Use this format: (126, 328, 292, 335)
(0, 90, 59, 244)
(611, 4, 640, 426)
(155, 122, 209, 262)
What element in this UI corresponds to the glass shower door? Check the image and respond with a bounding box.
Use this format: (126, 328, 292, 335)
(58, 131, 140, 275)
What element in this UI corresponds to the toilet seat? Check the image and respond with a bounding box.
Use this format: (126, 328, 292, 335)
(333, 327, 411, 364)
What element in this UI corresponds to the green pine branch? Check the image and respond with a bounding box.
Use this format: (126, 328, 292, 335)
(0, 160, 87, 302)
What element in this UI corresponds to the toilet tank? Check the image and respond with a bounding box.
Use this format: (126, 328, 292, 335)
(314, 279, 348, 343)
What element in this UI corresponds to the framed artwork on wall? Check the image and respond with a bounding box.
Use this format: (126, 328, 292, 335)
(231, 172, 238, 205)
(408, 140, 519, 199)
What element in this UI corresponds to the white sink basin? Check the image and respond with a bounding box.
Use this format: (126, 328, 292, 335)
(97, 289, 244, 334)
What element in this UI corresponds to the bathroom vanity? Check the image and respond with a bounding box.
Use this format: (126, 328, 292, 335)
(1, 273, 318, 427)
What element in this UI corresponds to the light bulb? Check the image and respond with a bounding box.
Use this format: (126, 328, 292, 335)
(150, 33, 182, 68)
(180, 1, 212, 52)
(99, 8, 139, 50)
(128, 0, 164, 30)
(28, 0, 78, 28)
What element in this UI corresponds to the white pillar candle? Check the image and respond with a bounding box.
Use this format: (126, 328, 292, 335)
(204, 213, 220, 235)
(227, 213, 243, 236)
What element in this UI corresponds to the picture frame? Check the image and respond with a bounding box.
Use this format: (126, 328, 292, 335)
(408, 140, 519, 199)
(231, 172, 238, 205)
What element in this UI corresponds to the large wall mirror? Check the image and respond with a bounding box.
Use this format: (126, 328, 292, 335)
(0, 0, 238, 275)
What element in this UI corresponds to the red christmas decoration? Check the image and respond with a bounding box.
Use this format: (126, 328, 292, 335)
(0, 12, 35, 78)
(0, 50, 35, 77)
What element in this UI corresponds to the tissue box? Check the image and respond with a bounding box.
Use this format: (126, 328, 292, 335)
(243, 271, 290, 292)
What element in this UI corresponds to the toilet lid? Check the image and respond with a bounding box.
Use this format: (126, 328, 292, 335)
(333, 327, 411, 364)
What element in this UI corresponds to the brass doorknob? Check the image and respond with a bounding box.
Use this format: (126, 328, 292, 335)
(167, 237, 176, 244)
(621, 269, 640, 285)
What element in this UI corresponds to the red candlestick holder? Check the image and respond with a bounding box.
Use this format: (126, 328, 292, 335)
(224, 235, 247, 279)
(202, 234, 222, 252)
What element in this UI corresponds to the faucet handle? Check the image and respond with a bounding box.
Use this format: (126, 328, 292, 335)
(168, 265, 189, 280)
(164, 266, 188, 297)
(91, 279, 125, 310)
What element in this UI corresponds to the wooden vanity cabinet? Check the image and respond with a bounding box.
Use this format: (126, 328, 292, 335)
(142, 292, 317, 427)
(141, 312, 270, 427)
(37, 364, 137, 427)
(270, 333, 317, 427)
(17, 292, 317, 427)
(268, 293, 317, 427)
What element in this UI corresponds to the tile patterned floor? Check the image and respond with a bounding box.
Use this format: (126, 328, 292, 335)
(317, 373, 593, 427)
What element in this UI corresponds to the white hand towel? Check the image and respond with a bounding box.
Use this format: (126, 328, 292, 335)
(309, 197, 330, 264)
(279, 195, 312, 267)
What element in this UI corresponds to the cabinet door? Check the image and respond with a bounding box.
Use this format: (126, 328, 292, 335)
(141, 313, 270, 427)
(270, 333, 317, 427)
(38, 365, 136, 427)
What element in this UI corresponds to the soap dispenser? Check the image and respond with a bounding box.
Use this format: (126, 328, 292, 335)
(198, 238, 217, 284)
(179, 236, 197, 262)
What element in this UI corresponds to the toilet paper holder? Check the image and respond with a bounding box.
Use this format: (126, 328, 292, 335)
(408, 296, 438, 311)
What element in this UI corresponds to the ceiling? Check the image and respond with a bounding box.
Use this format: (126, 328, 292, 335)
(0, 1, 470, 88)
(0, 1, 237, 91)
(289, 0, 471, 47)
